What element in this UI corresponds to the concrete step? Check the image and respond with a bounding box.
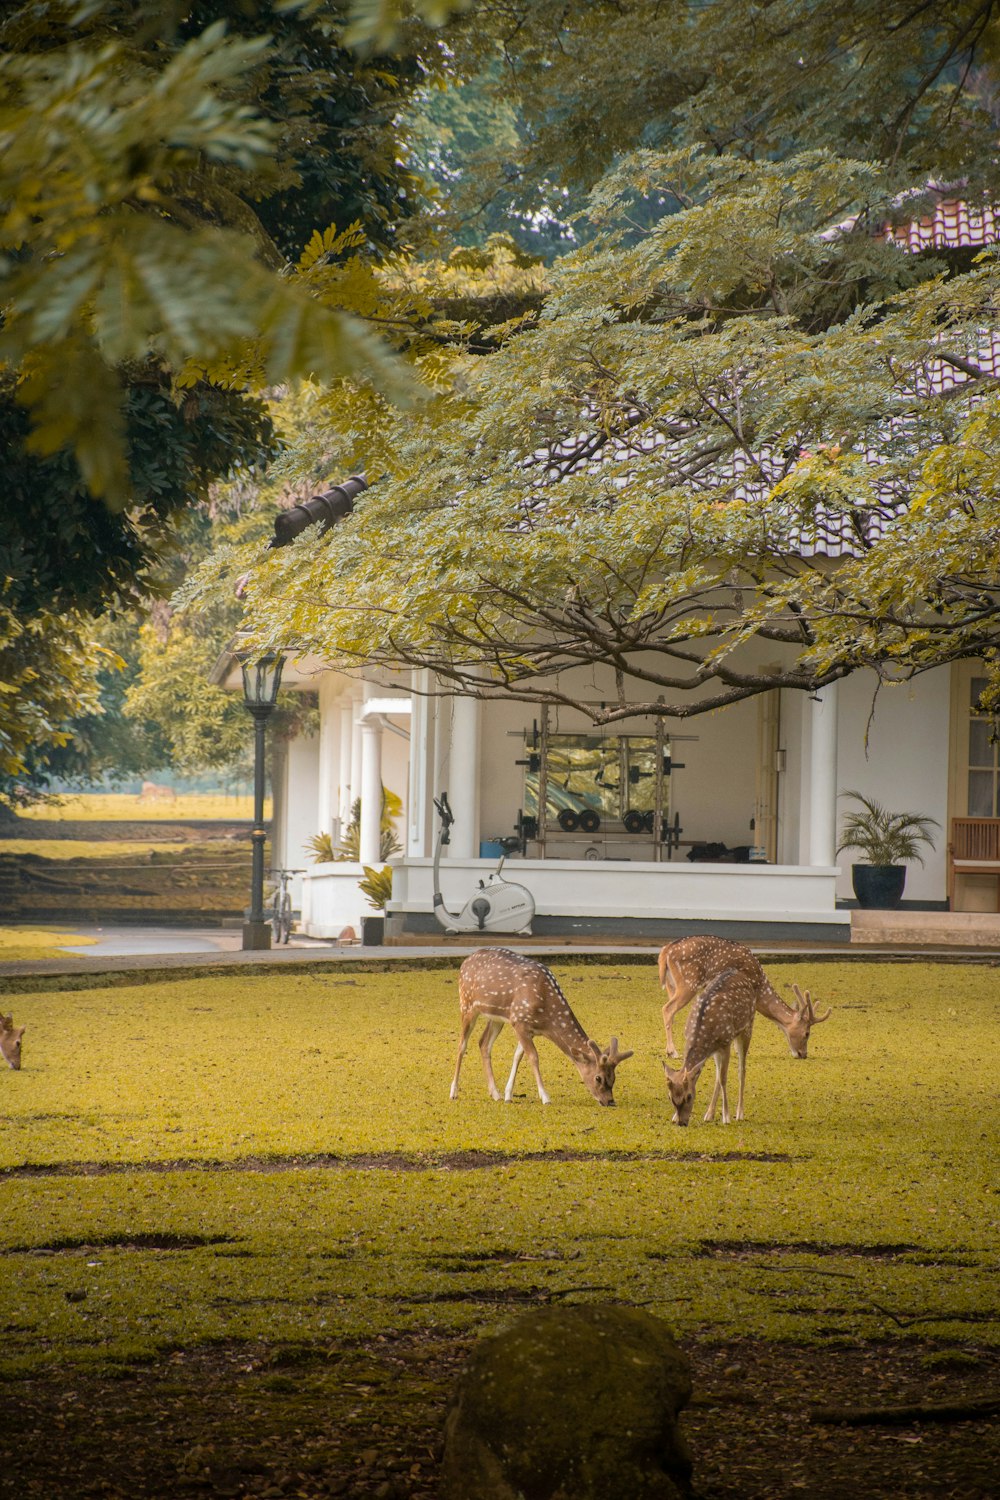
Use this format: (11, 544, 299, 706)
(852, 909, 1000, 948)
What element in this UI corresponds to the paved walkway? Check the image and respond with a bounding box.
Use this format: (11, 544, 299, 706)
(1, 922, 998, 982)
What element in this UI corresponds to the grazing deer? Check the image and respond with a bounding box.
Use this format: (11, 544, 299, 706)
(663, 968, 756, 1126)
(658, 936, 831, 1059)
(1, 1013, 25, 1071)
(450, 948, 633, 1106)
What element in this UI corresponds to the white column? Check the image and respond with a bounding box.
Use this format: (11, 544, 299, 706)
(407, 672, 430, 856)
(807, 683, 839, 866)
(359, 721, 383, 865)
(338, 700, 354, 833)
(316, 682, 339, 841)
(447, 693, 481, 858)
(349, 695, 364, 813)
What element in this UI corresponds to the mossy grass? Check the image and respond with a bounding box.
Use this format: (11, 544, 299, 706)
(0, 960, 997, 1380)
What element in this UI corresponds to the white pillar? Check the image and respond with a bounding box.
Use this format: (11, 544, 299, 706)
(807, 683, 839, 866)
(338, 700, 354, 832)
(316, 682, 339, 842)
(408, 672, 433, 857)
(349, 695, 363, 814)
(359, 721, 383, 866)
(447, 693, 481, 858)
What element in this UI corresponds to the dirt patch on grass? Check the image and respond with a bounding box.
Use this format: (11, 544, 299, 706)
(5, 1232, 237, 1255)
(696, 1239, 924, 1261)
(0, 1147, 795, 1180)
(0, 1332, 996, 1498)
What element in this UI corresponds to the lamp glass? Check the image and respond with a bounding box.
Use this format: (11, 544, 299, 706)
(239, 651, 285, 708)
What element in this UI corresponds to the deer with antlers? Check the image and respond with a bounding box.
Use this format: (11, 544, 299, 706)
(658, 936, 831, 1060)
(1, 1013, 25, 1071)
(664, 967, 757, 1126)
(451, 948, 633, 1106)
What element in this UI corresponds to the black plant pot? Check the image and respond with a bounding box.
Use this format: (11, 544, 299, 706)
(851, 864, 907, 909)
(361, 915, 385, 947)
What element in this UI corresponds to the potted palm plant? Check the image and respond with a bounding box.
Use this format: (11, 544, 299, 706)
(837, 791, 939, 908)
(358, 864, 392, 946)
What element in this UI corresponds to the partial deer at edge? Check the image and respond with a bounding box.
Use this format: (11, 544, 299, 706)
(1, 1013, 25, 1071)
(664, 967, 756, 1126)
(450, 948, 633, 1106)
(658, 936, 831, 1059)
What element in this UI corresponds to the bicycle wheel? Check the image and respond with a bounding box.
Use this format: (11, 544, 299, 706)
(270, 893, 283, 945)
(279, 890, 293, 943)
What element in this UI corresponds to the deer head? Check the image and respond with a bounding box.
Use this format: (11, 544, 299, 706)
(785, 985, 832, 1059)
(662, 1061, 697, 1126)
(1, 1014, 25, 1071)
(583, 1036, 634, 1106)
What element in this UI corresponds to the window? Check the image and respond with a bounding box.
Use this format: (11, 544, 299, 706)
(967, 675, 1000, 817)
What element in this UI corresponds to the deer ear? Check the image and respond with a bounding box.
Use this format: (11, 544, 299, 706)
(589, 1038, 602, 1060)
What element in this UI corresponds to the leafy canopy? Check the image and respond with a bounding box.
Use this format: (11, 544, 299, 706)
(222, 131, 1000, 720)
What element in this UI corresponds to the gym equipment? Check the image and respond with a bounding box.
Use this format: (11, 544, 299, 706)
(432, 792, 535, 935)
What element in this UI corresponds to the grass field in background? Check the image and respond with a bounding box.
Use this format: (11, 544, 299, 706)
(15, 792, 263, 822)
(1, 958, 997, 1381)
(0, 840, 205, 859)
(0, 928, 97, 961)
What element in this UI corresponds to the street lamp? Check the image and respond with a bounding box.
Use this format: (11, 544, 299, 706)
(239, 650, 285, 950)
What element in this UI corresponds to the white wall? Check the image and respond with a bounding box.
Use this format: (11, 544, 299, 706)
(272, 730, 320, 910)
(835, 668, 951, 902)
(476, 664, 760, 855)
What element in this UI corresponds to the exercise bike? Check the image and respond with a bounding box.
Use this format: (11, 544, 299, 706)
(432, 792, 535, 935)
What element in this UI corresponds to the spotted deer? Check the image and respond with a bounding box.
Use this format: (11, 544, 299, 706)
(663, 967, 756, 1126)
(1, 1013, 25, 1071)
(450, 947, 633, 1106)
(658, 936, 831, 1059)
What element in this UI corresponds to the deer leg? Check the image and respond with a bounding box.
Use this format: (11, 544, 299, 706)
(733, 1029, 751, 1121)
(503, 1043, 524, 1102)
(702, 1054, 725, 1122)
(450, 1012, 477, 1100)
(511, 1025, 550, 1104)
(708, 1046, 731, 1124)
(478, 1019, 505, 1101)
(661, 994, 689, 1059)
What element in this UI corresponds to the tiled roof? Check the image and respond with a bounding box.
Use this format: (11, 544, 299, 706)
(523, 194, 1000, 560)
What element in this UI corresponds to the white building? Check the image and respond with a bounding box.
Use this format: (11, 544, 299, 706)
(214, 648, 998, 942)
(214, 194, 1000, 942)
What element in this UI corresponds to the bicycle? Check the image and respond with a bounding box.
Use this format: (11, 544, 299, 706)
(268, 868, 305, 944)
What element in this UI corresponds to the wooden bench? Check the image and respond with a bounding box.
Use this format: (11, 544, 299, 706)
(948, 817, 1000, 910)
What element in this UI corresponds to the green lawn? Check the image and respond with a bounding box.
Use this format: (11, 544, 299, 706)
(1, 958, 997, 1382)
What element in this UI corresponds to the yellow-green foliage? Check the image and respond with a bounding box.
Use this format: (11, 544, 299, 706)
(0, 928, 97, 960)
(0, 960, 997, 1377)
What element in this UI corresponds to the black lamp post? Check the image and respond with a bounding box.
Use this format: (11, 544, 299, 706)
(239, 650, 285, 950)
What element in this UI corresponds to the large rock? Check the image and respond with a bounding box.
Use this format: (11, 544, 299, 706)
(440, 1305, 693, 1500)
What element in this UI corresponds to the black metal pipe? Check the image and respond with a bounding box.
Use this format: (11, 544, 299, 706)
(270, 474, 368, 548)
(243, 706, 274, 948)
